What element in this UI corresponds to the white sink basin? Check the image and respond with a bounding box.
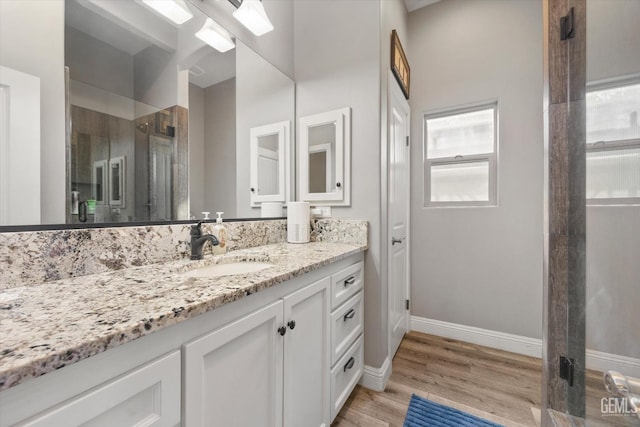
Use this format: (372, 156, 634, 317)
(180, 262, 273, 278)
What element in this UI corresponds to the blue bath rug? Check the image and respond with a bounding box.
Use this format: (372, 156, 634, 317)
(403, 394, 505, 427)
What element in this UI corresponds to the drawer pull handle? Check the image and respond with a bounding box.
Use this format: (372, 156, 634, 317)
(343, 357, 355, 372)
(288, 320, 296, 330)
(344, 277, 356, 287)
(277, 326, 287, 336)
(343, 309, 356, 321)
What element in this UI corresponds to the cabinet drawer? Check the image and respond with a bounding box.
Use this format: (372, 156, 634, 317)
(330, 291, 363, 366)
(330, 335, 363, 422)
(330, 261, 363, 310)
(19, 351, 181, 427)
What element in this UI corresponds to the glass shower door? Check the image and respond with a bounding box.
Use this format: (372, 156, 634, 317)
(585, 0, 640, 425)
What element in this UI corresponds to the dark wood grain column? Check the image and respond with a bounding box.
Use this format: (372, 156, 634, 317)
(542, 0, 586, 424)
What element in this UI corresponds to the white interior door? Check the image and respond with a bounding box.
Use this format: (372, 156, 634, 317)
(0, 66, 40, 225)
(388, 73, 411, 358)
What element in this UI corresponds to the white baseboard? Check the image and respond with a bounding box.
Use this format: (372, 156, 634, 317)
(360, 356, 392, 392)
(411, 316, 542, 358)
(411, 316, 640, 378)
(586, 349, 640, 378)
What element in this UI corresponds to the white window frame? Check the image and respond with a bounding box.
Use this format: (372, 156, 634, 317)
(586, 77, 640, 206)
(423, 102, 498, 207)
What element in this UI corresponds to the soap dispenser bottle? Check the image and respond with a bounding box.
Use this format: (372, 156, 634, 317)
(211, 212, 227, 255)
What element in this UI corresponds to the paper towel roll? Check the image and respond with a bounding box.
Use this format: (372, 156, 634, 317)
(261, 202, 284, 218)
(287, 202, 310, 243)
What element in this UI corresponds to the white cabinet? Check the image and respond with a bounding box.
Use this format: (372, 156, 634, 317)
(184, 277, 331, 427)
(17, 351, 181, 427)
(299, 108, 351, 206)
(249, 120, 291, 207)
(330, 336, 364, 420)
(329, 261, 364, 422)
(0, 254, 363, 427)
(330, 292, 363, 366)
(283, 277, 330, 427)
(183, 301, 284, 427)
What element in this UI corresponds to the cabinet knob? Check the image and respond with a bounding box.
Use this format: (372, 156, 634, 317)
(343, 356, 355, 372)
(344, 276, 356, 287)
(287, 320, 296, 330)
(277, 326, 287, 336)
(250, 187, 256, 193)
(336, 182, 341, 188)
(343, 309, 356, 321)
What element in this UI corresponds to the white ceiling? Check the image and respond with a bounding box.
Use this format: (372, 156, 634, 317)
(65, 0, 235, 90)
(404, 0, 441, 13)
(66, 0, 151, 56)
(189, 50, 236, 89)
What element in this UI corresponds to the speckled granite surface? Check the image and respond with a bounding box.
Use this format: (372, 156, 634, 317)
(311, 219, 368, 244)
(0, 220, 288, 290)
(0, 241, 366, 391)
(0, 219, 367, 290)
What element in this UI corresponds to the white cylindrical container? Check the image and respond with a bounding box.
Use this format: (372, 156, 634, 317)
(287, 202, 310, 243)
(261, 202, 284, 218)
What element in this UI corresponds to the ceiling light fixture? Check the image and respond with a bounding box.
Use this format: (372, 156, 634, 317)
(141, 0, 194, 25)
(229, 0, 274, 36)
(195, 18, 236, 53)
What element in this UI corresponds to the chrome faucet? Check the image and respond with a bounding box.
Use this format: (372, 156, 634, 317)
(190, 221, 219, 260)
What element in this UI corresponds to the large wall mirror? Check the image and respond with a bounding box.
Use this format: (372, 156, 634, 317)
(0, 0, 294, 228)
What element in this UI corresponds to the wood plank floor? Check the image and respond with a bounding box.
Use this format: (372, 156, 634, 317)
(332, 332, 637, 427)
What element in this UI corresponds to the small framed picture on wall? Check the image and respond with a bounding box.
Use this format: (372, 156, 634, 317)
(391, 30, 410, 99)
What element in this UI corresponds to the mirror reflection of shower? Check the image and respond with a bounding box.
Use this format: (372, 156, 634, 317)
(64, 0, 189, 223)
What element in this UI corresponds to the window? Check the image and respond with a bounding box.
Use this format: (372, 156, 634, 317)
(586, 81, 640, 204)
(424, 103, 498, 207)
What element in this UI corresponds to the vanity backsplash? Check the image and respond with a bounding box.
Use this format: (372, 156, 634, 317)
(0, 219, 367, 289)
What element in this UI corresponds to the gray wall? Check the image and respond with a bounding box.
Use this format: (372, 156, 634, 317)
(236, 41, 294, 218)
(294, 0, 385, 367)
(585, 0, 640, 357)
(408, 0, 544, 339)
(65, 26, 134, 99)
(134, 46, 180, 110)
(0, 0, 66, 224)
(205, 79, 237, 218)
(188, 83, 205, 217)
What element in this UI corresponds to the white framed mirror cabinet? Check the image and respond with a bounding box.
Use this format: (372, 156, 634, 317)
(249, 120, 291, 207)
(299, 107, 351, 206)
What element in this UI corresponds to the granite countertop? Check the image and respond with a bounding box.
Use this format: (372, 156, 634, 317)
(0, 242, 366, 391)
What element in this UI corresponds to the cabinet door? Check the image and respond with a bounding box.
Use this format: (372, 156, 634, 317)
(19, 351, 181, 427)
(283, 277, 331, 427)
(183, 300, 284, 427)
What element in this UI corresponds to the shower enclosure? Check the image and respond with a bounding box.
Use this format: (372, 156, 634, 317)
(543, 0, 639, 425)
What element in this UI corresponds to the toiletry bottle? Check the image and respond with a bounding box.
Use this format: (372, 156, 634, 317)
(211, 212, 227, 255)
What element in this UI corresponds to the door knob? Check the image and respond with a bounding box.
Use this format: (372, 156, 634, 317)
(392, 237, 404, 245)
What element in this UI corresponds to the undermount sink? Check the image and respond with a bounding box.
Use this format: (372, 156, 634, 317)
(180, 262, 273, 278)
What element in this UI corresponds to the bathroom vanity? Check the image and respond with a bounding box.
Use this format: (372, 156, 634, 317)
(0, 242, 365, 427)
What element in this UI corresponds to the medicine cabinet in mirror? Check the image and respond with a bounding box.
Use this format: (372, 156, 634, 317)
(249, 121, 291, 207)
(0, 0, 295, 228)
(299, 107, 351, 206)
